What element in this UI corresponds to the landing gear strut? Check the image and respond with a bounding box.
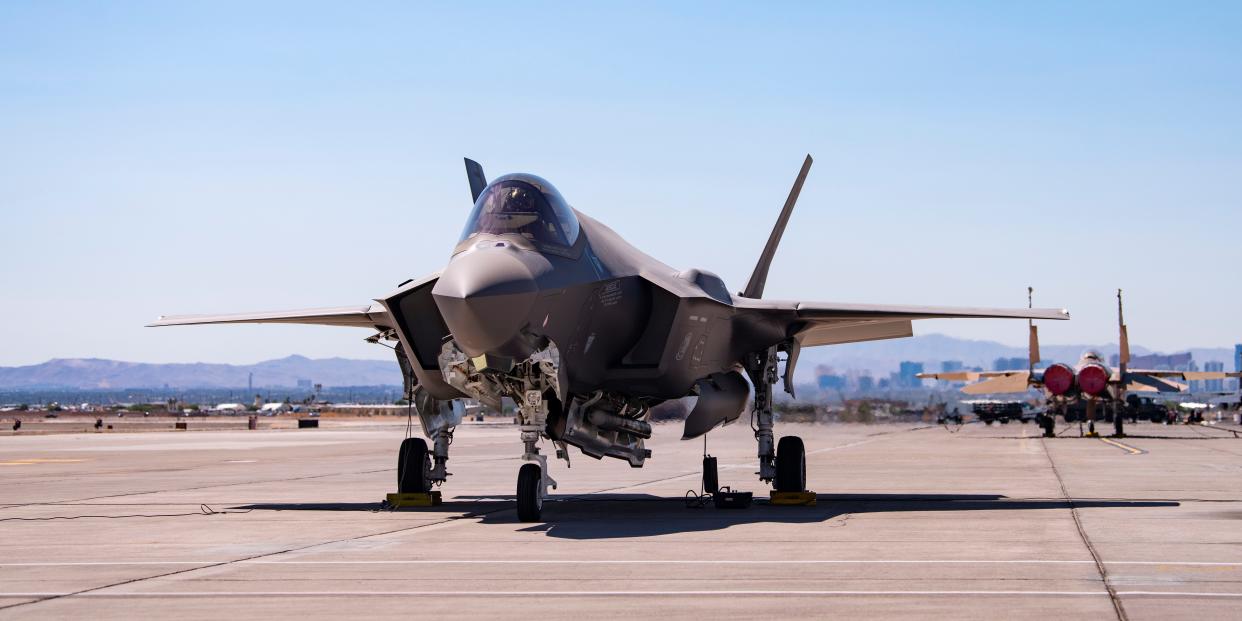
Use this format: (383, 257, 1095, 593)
(745, 347, 780, 484)
(745, 345, 807, 493)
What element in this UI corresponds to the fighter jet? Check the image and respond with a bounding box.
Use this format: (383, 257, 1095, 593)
(920, 289, 1236, 437)
(150, 156, 1068, 521)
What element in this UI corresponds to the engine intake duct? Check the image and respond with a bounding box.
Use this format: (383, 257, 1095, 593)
(586, 410, 652, 439)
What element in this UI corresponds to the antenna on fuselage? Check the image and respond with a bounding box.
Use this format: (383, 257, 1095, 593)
(465, 158, 487, 203)
(741, 154, 813, 299)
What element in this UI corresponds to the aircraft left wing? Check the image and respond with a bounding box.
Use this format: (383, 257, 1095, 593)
(735, 299, 1069, 347)
(147, 304, 392, 329)
(1117, 370, 1242, 393)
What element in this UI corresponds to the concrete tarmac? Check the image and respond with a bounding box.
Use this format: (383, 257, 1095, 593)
(1, 418, 1240, 619)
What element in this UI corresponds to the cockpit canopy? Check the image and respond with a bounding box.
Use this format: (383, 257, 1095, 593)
(1081, 350, 1103, 363)
(458, 174, 580, 252)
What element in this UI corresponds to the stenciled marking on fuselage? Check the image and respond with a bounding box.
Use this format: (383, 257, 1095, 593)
(599, 280, 622, 306)
(674, 334, 693, 361)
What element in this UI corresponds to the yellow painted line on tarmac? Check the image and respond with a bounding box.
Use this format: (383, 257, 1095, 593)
(1098, 437, 1144, 455)
(0, 458, 87, 466)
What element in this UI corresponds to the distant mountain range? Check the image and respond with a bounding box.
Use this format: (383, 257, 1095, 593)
(0, 355, 401, 390)
(0, 334, 1235, 390)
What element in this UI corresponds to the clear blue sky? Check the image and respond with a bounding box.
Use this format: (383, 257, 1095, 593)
(2, 2, 1239, 366)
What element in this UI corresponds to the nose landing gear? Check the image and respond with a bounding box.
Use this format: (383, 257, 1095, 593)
(516, 389, 558, 522)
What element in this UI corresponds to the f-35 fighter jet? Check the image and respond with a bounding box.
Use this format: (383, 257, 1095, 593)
(151, 155, 1069, 521)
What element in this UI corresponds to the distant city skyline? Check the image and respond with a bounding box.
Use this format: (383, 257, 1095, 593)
(2, 3, 1240, 365)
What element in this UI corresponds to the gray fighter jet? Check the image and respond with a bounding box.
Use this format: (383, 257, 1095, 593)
(151, 156, 1068, 521)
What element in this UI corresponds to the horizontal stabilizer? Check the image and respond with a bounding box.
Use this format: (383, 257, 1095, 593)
(148, 304, 391, 329)
(796, 320, 912, 347)
(1124, 373, 1187, 393)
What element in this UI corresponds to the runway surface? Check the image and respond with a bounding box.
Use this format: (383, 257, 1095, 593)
(2, 418, 1241, 619)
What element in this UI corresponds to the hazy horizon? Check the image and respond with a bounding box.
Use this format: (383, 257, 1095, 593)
(3, 332, 1236, 369)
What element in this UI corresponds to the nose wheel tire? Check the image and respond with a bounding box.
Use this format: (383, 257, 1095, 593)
(516, 463, 543, 522)
(775, 435, 806, 492)
(397, 437, 431, 493)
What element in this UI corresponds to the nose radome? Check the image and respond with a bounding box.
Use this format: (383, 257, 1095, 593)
(432, 248, 539, 358)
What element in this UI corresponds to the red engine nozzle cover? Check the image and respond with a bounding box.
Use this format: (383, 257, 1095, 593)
(1042, 363, 1075, 395)
(1077, 364, 1110, 396)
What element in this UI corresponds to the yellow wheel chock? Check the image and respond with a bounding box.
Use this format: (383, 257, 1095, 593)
(385, 491, 442, 508)
(769, 491, 817, 506)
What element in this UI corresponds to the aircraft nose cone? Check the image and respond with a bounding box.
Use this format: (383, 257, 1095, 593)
(432, 248, 539, 358)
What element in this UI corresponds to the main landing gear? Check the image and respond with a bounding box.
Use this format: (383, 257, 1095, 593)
(1041, 413, 1056, 438)
(390, 384, 459, 505)
(746, 345, 810, 497)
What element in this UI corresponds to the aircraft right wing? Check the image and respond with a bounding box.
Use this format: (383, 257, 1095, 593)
(918, 370, 1038, 394)
(919, 369, 1042, 383)
(958, 371, 1034, 395)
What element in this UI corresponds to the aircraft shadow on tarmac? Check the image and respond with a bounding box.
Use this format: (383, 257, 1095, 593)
(480, 493, 1178, 539)
(234, 494, 1177, 539)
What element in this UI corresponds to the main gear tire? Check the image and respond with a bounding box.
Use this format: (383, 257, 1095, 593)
(775, 435, 807, 493)
(397, 437, 431, 493)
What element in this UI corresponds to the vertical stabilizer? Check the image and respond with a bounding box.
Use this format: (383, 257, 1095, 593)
(1028, 286, 1040, 372)
(742, 154, 813, 299)
(465, 158, 487, 203)
(1118, 289, 1130, 370)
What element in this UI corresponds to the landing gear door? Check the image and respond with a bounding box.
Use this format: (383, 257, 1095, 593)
(683, 370, 750, 440)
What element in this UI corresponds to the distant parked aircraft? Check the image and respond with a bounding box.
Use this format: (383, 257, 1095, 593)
(920, 289, 1236, 437)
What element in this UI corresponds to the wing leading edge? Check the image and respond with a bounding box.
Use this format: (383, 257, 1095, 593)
(147, 304, 391, 329)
